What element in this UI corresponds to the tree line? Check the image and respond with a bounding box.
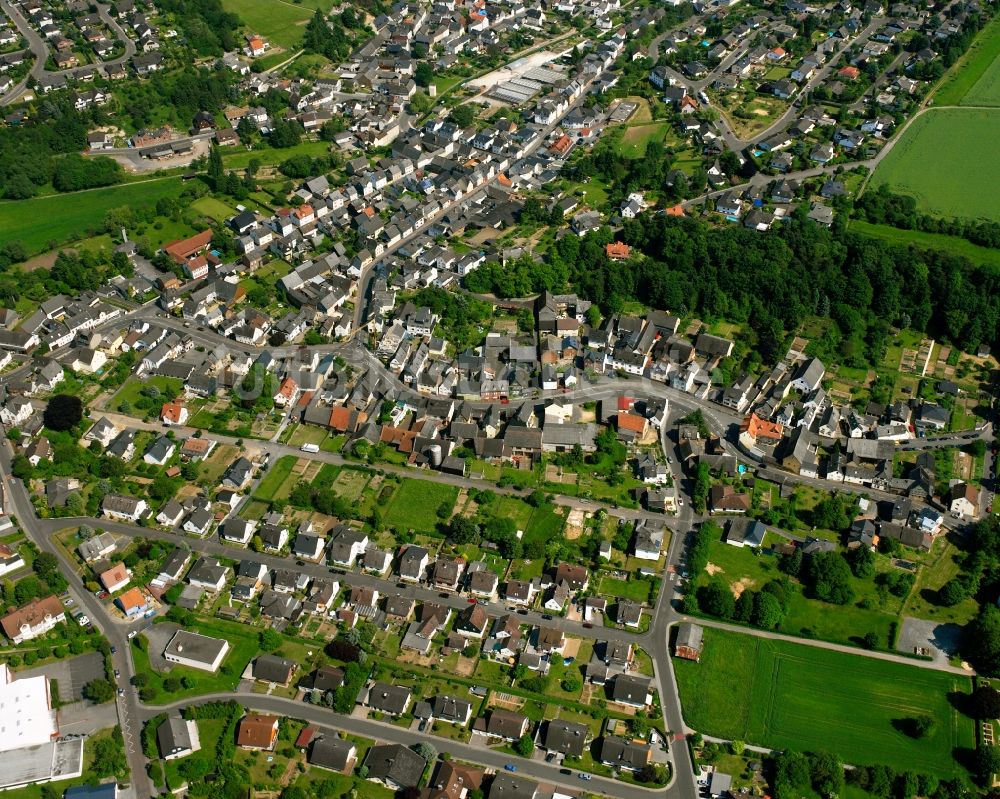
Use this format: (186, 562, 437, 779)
(856, 185, 1000, 250)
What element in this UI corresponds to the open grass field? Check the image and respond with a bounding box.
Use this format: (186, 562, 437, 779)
(383, 478, 458, 533)
(903, 537, 980, 626)
(933, 14, 1000, 106)
(869, 109, 1000, 220)
(598, 574, 654, 603)
(111, 375, 183, 413)
(190, 196, 236, 221)
(0, 177, 186, 255)
(219, 0, 324, 50)
(696, 539, 901, 647)
(617, 123, 670, 158)
(675, 628, 974, 776)
(850, 220, 1000, 270)
(254, 455, 298, 501)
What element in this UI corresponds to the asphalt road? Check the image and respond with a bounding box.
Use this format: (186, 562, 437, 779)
(141, 692, 666, 798)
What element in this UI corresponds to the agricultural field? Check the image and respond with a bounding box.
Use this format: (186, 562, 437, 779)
(869, 109, 1000, 220)
(850, 220, 1000, 271)
(0, 177, 187, 256)
(675, 628, 974, 776)
(382, 478, 458, 533)
(933, 14, 1000, 106)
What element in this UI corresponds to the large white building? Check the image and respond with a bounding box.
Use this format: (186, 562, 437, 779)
(0, 664, 58, 751)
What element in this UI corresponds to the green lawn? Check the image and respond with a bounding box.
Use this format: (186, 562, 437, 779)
(382, 478, 458, 533)
(0, 177, 187, 255)
(111, 376, 184, 414)
(869, 108, 1000, 220)
(933, 14, 1000, 106)
(598, 574, 654, 603)
(222, 139, 332, 170)
(492, 496, 535, 531)
(675, 628, 974, 776)
(617, 123, 669, 158)
(850, 220, 1000, 271)
(190, 196, 236, 221)
(522, 503, 566, 546)
(902, 537, 980, 625)
(254, 455, 298, 501)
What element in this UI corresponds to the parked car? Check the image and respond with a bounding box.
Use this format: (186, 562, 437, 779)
(578, 774, 592, 781)
(504, 764, 518, 773)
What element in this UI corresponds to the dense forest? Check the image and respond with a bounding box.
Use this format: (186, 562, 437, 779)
(462, 212, 1000, 367)
(0, 98, 97, 199)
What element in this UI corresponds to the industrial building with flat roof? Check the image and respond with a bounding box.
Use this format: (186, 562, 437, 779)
(162, 629, 230, 672)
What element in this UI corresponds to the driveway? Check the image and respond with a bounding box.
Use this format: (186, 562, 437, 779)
(20, 652, 105, 702)
(141, 622, 179, 672)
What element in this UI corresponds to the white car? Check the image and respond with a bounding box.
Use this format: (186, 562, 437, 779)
(127, 630, 137, 639)
(77, 615, 90, 626)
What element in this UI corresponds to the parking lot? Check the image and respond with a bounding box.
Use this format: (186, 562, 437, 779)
(20, 652, 105, 702)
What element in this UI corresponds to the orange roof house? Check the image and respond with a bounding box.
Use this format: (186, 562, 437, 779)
(116, 587, 149, 616)
(665, 204, 685, 216)
(740, 413, 784, 441)
(616, 413, 648, 435)
(549, 134, 572, 155)
(274, 377, 298, 405)
(295, 204, 314, 220)
(161, 400, 187, 425)
(679, 95, 700, 113)
(606, 242, 631, 260)
(838, 65, 860, 80)
(237, 714, 279, 750)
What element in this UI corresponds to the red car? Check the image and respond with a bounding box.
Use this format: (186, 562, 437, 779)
(467, 598, 477, 604)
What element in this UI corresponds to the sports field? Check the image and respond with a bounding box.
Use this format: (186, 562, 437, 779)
(674, 628, 974, 776)
(870, 108, 1000, 220)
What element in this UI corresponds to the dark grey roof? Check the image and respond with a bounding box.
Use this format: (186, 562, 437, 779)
(542, 719, 588, 757)
(363, 743, 425, 788)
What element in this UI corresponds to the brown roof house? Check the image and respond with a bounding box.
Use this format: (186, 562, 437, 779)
(236, 714, 279, 750)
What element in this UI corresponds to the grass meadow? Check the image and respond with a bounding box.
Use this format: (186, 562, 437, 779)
(383, 478, 458, 533)
(675, 628, 974, 776)
(0, 177, 186, 255)
(869, 108, 1000, 220)
(933, 14, 1000, 106)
